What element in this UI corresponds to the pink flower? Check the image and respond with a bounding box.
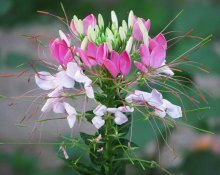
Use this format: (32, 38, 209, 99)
(134, 42, 166, 73)
(70, 14, 96, 36)
(104, 50, 132, 77)
(132, 16, 151, 41)
(78, 42, 108, 68)
(134, 33, 174, 76)
(149, 33, 167, 50)
(49, 32, 75, 66)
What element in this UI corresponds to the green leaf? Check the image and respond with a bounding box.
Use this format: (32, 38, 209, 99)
(63, 159, 99, 175)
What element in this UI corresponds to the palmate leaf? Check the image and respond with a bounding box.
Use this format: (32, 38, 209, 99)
(63, 158, 99, 175)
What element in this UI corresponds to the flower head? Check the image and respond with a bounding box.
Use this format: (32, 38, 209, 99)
(49, 30, 75, 66)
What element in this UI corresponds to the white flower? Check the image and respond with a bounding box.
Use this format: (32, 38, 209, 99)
(126, 89, 182, 119)
(92, 105, 133, 129)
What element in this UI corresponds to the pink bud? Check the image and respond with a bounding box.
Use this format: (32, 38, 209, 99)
(83, 14, 97, 35)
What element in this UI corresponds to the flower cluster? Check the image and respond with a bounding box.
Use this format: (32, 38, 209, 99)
(35, 10, 182, 130)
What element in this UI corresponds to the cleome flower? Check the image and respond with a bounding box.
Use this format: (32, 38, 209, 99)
(134, 33, 174, 76)
(50, 30, 75, 67)
(92, 104, 134, 129)
(126, 89, 182, 118)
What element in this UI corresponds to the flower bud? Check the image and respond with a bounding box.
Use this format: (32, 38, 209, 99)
(125, 37, 133, 53)
(76, 19, 84, 35)
(128, 10, 134, 28)
(119, 27, 126, 41)
(98, 14, 104, 28)
(111, 10, 118, 29)
(138, 18, 149, 46)
(87, 26, 96, 42)
(106, 28, 114, 41)
(122, 20, 128, 33)
(106, 39, 113, 51)
(80, 37, 88, 50)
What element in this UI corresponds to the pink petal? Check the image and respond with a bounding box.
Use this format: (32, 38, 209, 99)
(87, 42, 97, 59)
(83, 14, 97, 35)
(119, 51, 131, 76)
(63, 49, 74, 66)
(104, 59, 119, 78)
(154, 33, 167, 50)
(134, 61, 148, 73)
(50, 39, 60, 64)
(96, 43, 108, 66)
(110, 50, 120, 69)
(70, 20, 78, 36)
(144, 19, 151, 31)
(132, 20, 143, 41)
(58, 40, 69, 62)
(150, 45, 166, 68)
(140, 44, 150, 66)
(78, 49, 92, 68)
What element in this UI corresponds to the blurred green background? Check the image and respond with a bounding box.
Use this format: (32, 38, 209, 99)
(0, 0, 220, 174)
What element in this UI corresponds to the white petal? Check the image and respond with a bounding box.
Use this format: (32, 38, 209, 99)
(84, 84, 94, 99)
(156, 66, 174, 76)
(125, 37, 133, 53)
(35, 71, 57, 90)
(93, 105, 107, 116)
(41, 87, 63, 112)
(107, 108, 118, 113)
(67, 115, 76, 128)
(163, 99, 182, 118)
(41, 98, 54, 112)
(154, 105, 166, 118)
(64, 102, 77, 115)
(53, 102, 65, 113)
(114, 111, 128, 125)
(134, 90, 151, 101)
(92, 116, 105, 129)
(66, 62, 81, 79)
(147, 89, 163, 107)
(118, 106, 134, 113)
(74, 70, 91, 84)
(56, 71, 75, 88)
